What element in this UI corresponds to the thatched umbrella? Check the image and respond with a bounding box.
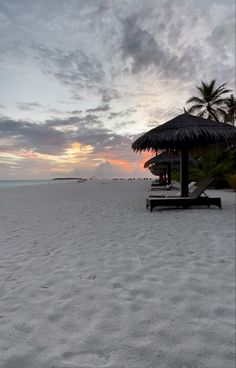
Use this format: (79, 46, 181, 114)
(144, 151, 196, 184)
(144, 151, 180, 168)
(132, 113, 236, 196)
(148, 166, 164, 177)
(144, 151, 180, 184)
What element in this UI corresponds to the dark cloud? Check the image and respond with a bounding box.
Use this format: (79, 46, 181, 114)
(67, 109, 82, 115)
(99, 88, 121, 103)
(0, 114, 132, 156)
(120, 5, 234, 85)
(108, 108, 136, 120)
(18, 102, 42, 111)
(45, 115, 107, 135)
(206, 21, 235, 57)
(0, 117, 68, 155)
(45, 114, 99, 127)
(48, 108, 65, 115)
(121, 15, 170, 74)
(114, 120, 136, 130)
(30, 43, 106, 90)
(71, 93, 84, 101)
(120, 15, 196, 80)
(73, 130, 130, 153)
(86, 104, 110, 113)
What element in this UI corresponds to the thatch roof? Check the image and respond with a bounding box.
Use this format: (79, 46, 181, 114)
(149, 166, 163, 176)
(132, 113, 236, 152)
(144, 151, 180, 168)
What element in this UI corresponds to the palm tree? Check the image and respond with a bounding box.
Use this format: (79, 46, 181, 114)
(224, 94, 236, 126)
(186, 79, 231, 121)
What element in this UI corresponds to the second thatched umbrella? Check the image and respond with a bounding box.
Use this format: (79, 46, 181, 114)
(144, 151, 179, 184)
(132, 113, 236, 197)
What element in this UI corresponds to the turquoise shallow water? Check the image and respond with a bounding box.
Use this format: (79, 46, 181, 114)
(0, 180, 75, 188)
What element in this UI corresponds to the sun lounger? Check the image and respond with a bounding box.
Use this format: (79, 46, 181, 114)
(150, 180, 179, 191)
(172, 181, 196, 191)
(146, 177, 221, 211)
(150, 181, 196, 196)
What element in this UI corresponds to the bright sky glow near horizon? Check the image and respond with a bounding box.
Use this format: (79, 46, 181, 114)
(0, 0, 235, 179)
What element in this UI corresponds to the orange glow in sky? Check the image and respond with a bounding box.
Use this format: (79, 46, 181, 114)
(0, 142, 155, 177)
(19, 143, 94, 164)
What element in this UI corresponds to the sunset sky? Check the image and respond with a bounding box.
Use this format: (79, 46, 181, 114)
(0, 0, 235, 179)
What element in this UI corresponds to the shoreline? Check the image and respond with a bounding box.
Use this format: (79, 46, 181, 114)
(0, 178, 153, 189)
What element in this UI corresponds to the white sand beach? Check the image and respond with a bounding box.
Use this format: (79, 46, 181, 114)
(0, 180, 235, 368)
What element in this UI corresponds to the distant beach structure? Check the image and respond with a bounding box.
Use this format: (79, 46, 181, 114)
(52, 177, 87, 181)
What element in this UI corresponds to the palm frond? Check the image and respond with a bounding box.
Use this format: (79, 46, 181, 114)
(209, 80, 216, 93)
(209, 110, 219, 121)
(216, 108, 229, 120)
(211, 87, 231, 99)
(225, 94, 236, 108)
(196, 86, 205, 95)
(187, 104, 204, 114)
(186, 79, 233, 124)
(187, 105, 203, 114)
(211, 98, 228, 106)
(197, 110, 207, 118)
(186, 96, 205, 104)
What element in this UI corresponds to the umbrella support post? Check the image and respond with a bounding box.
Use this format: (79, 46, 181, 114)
(180, 148, 188, 197)
(167, 162, 171, 185)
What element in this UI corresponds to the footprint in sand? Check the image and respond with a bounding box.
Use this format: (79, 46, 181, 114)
(13, 322, 33, 334)
(87, 274, 97, 280)
(61, 351, 110, 365)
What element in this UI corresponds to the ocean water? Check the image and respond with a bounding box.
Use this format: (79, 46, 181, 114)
(0, 180, 74, 189)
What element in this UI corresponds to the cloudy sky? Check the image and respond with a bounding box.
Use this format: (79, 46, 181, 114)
(0, 0, 235, 179)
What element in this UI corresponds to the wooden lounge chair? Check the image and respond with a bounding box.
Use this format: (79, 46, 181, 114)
(146, 177, 221, 211)
(150, 180, 179, 191)
(150, 181, 196, 193)
(149, 181, 196, 196)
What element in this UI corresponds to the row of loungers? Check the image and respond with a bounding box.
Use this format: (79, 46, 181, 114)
(146, 177, 222, 211)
